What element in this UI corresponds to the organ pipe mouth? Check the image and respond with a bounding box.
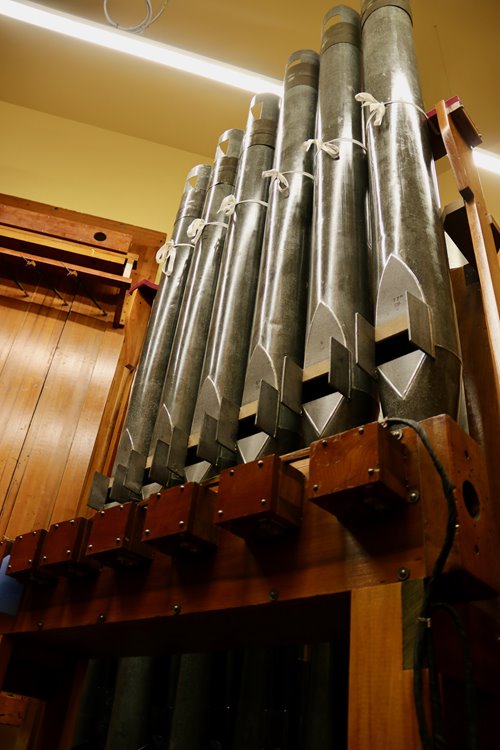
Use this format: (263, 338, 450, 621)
(360, 0, 413, 28)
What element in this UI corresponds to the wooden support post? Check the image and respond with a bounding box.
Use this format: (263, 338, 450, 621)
(36, 659, 88, 750)
(348, 583, 421, 750)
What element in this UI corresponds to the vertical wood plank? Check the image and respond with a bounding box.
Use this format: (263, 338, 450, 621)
(348, 583, 421, 750)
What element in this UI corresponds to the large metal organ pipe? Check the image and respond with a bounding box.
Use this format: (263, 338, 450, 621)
(302, 6, 378, 444)
(190, 93, 281, 477)
(149, 128, 243, 486)
(359, 0, 461, 420)
(104, 165, 211, 503)
(237, 49, 319, 464)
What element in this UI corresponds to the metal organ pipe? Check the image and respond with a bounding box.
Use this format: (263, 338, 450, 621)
(191, 93, 281, 474)
(149, 128, 244, 485)
(107, 165, 211, 502)
(302, 6, 378, 444)
(360, 0, 461, 420)
(238, 50, 319, 464)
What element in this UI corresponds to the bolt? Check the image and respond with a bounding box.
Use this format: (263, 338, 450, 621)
(229, 469, 235, 476)
(367, 467, 374, 475)
(180, 485, 185, 491)
(37, 622, 43, 629)
(42, 555, 47, 561)
(66, 549, 71, 556)
(144, 529, 150, 535)
(407, 489, 420, 504)
(88, 544, 93, 550)
(218, 509, 224, 517)
(358, 426, 364, 435)
(115, 537, 121, 544)
(172, 603, 181, 615)
(98, 614, 105, 624)
(392, 429, 403, 441)
(257, 460, 263, 467)
(269, 590, 279, 601)
(28, 559, 32, 565)
(179, 521, 185, 528)
(261, 499, 267, 505)
(313, 484, 318, 492)
(7, 564, 11, 570)
(32, 531, 37, 536)
(119, 505, 124, 510)
(398, 567, 410, 582)
(70, 519, 75, 525)
(19, 535, 23, 540)
(157, 492, 161, 499)
(54, 523, 59, 529)
(322, 439, 328, 447)
(100, 510, 105, 516)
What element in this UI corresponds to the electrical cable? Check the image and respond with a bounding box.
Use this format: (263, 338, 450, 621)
(382, 417, 477, 750)
(104, 1, 169, 34)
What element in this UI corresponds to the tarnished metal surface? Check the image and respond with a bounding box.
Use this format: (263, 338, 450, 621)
(237, 50, 319, 463)
(108, 165, 211, 501)
(360, 0, 461, 420)
(191, 93, 281, 469)
(149, 129, 243, 484)
(302, 6, 378, 444)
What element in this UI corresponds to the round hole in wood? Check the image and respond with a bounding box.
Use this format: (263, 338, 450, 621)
(93, 231, 107, 242)
(462, 480, 480, 520)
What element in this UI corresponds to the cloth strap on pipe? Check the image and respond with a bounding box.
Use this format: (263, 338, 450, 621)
(355, 92, 428, 128)
(304, 137, 367, 158)
(156, 240, 195, 276)
(262, 169, 315, 193)
(187, 218, 229, 244)
(218, 194, 269, 217)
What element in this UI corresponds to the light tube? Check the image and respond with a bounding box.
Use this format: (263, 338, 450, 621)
(0, 0, 283, 96)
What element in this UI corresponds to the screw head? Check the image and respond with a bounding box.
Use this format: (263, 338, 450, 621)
(19, 535, 23, 540)
(358, 426, 364, 435)
(115, 537, 121, 544)
(313, 484, 318, 492)
(261, 498, 267, 505)
(98, 614, 105, 624)
(179, 520, 185, 528)
(100, 510, 105, 516)
(321, 439, 328, 447)
(88, 544, 93, 550)
(367, 467, 374, 475)
(157, 492, 161, 498)
(172, 603, 181, 615)
(180, 485, 185, 491)
(70, 519, 75, 524)
(398, 567, 410, 582)
(392, 429, 403, 441)
(66, 549, 71, 556)
(32, 531, 37, 536)
(54, 523, 59, 529)
(407, 489, 420, 504)
(144, 529, 150, 535)
(229, 469, 235, 476)
(37, 622, 43, 629)
(42, 555, 47, 561)
(257, 460, 263, 467)
(269, 589, 279, 601)
(7, 564, 11, 570)
(218, 509, 224, 517)
(28, 559, 32, 565)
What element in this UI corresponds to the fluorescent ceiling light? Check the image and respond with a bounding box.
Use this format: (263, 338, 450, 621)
(473, 148, 500, 176)
(0, 0, 283, 96)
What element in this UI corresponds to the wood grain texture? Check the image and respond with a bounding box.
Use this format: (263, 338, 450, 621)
(348, 583, 421, 750)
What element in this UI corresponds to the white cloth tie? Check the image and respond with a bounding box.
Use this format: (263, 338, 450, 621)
(304, 138, 340, 159)
(355, 91, 428, 128)
(262, 169, 314, 193)
(187, 218, 228, 244)
(218, 194, 269, 217)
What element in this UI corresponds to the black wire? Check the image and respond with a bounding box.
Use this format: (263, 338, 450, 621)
(382, 417, 476, 750)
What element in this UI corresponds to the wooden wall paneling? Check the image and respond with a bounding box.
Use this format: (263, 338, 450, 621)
(52, 325, 123, 523)
(3, 289, 115, 537)
(0, 281, 75, 538)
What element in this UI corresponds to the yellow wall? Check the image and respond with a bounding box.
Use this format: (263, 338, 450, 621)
(0, 101, 210, 234)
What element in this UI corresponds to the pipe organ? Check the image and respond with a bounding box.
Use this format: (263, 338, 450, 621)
(1, 2, 499, 749)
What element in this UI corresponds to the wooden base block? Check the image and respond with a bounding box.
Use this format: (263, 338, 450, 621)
(38, 518, 99, 577)
(141, 483, 218, 556)
(216, 455, 304, 541)
(309, 422, 409, 524)
(6, 530, 51, 584)
(86, 503, 153, 568)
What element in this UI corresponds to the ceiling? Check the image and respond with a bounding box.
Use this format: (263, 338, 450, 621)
(1, 0, 499, 160)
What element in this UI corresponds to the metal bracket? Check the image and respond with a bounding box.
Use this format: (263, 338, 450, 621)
(329, 337, 352, 398)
